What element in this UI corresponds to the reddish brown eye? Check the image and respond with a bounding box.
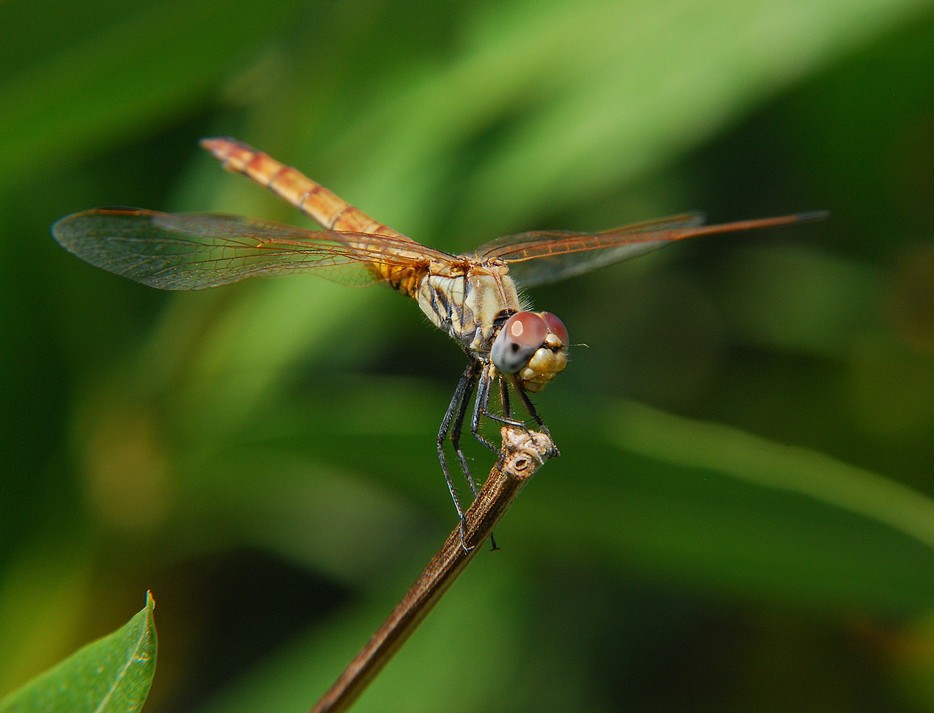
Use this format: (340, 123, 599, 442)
(491, 312, 548, 374)
(541, 312, 568, 345)
(507, 312, 548, 345)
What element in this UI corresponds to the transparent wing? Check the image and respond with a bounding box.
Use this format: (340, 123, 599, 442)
(52, 208, 455, 291)
(473, 212, 822, 287)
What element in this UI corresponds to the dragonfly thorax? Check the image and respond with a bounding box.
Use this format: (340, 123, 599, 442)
(416, 261, 522, 352)
(491, 311, 569, 393)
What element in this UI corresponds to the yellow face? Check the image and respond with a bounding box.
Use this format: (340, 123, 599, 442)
(490, 311, 569, 392)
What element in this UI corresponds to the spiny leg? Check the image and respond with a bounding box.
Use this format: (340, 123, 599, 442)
(511, 377, 547, 431)
(470, 364, 525, 454)
(449, 367, 481, 499)
(508, 376, 558, 456)
(470, 367, 498, 453)
(437, 363, 479, 529)
(499, 374, 512, 420)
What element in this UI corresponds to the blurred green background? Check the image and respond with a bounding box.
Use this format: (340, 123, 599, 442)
(2, 0, 934, 710)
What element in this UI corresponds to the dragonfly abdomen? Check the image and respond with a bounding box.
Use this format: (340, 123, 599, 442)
(378, 263, 425, 300)
(202, 137, 406, 239)
(202, 137, 433, 298)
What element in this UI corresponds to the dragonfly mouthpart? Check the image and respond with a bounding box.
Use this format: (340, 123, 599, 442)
(491, 311, 569, 393)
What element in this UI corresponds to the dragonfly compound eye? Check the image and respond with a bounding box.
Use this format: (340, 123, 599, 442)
(540, 312, 568, 346)
(492, 312, 548, 374)
(491, 312, 569, 393)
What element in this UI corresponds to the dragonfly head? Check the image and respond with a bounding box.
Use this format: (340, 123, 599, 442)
(491, 311, 569, 393)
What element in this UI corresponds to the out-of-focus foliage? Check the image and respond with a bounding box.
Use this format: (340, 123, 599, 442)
(2, 0, 933, 710)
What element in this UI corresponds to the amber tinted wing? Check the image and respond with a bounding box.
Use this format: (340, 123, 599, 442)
(474, 212, 823, 287)
(53, 208, 454, 291)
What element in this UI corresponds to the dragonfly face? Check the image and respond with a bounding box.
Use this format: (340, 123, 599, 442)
(491, 311, 568, 393)
(52, 137, 822, 526)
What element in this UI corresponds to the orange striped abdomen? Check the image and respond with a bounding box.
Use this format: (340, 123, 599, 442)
(201, 137, 425, 298)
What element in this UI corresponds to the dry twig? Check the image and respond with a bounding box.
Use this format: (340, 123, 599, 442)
(310, 426, 558, 713)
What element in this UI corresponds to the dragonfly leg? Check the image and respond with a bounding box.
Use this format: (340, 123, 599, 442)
(499, 374, 512, 419)
(449, 370, 481, 499)
(511, 378, 547, 431)
(437, 363, 479, 538)
(508, 376, 558, 456)
(470, 364, 524, 454)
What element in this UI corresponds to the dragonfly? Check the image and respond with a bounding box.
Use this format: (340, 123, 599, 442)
(53, 137, 822, 526)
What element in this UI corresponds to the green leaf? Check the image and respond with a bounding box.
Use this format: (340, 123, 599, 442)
(0, 593, 157, 713)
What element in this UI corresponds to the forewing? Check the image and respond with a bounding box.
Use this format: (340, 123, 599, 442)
(472, 213, 706, 287)
(52, 208, 450, 290)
